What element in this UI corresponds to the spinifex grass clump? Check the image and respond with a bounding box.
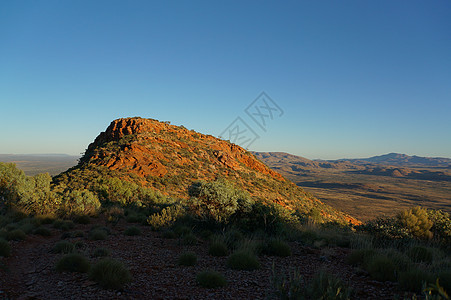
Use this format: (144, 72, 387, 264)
(74, 215, 91, 224)
(178, 251, 197, 266)
(398, 268, 434, 292)
(51, 241, 75, 254)
(6, 229, 26, 241)
(34, 226, 51, 236)
(56, 253, 90, 273)
(227, 250, 260, 270)
(407, 246, 433, 263)
(92, 248, 110, 258)
(89, 228, 108, 240)
(308, 271, 352, 299)
(124, 226, 141, 236)
(366, 255, 397, 282)
(264, 238, 291, 257)
(89, 258, 132, 289)
(196, 271, 227, 288)
(208, 240, 228, 257)
(0, 239, 11, 257)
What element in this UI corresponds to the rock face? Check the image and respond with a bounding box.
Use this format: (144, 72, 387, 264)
(82, 117, 283, 181)
(65, 117, 359, 224)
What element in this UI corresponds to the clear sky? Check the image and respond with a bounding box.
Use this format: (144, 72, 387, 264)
(1, 1, 450, 160)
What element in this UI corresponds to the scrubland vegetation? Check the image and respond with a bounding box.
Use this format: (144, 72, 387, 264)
(1, 161, 450, 298)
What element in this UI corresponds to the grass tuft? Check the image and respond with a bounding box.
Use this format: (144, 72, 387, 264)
(227, 250, 260, 270)
(196, 271, 227, 288)
(89, 258, 132, 289)
(178, 251, 197, 266)
(55, 253, 90, 273)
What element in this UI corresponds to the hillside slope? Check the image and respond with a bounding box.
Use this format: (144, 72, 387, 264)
(55, 117, 358, 224)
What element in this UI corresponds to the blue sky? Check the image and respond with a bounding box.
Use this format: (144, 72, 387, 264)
(1, 1, 450, 160)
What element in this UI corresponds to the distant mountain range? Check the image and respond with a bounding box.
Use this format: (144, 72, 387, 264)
(335, 153, 451, 168)
(0, 154, 79, 176)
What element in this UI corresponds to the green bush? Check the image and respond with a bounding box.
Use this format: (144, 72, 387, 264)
(308, 271, 352, 300)
(367, 255, 397, 282)
(196, 271, 227, 288)
(187, 179, 253, 224)
(407, 246, 433, 263)
(56, 253, 90, 273)
(227, 250, 260, 270)
(34, 226, 52, 236)
(124, 226, 141, 236)
(51, 241, 75, 254)
(89, 258, 132, 289)
(0, 239, 11, 257)
(208, 240, 228, 257)
(178, 252, 197, 266)
(93, 248, 110, 258)
(89, 229, 108, 241)
(397, 206, 433, 239)
(147, 205, 184, 230)
(6, 229, 26, 241)
(264, 239, 291, 257)
(398, 268, 434, 292)
(59, 189, 101, 216)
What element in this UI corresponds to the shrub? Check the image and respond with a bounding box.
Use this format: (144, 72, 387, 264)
(74, 215, 91, 224)
(147, 205, 184, 230)
(59, 189, 101, 216)
(0, 239, 11, 257)
(398, 268, 434, 292)
(93, 248, 110, 258)
(89, 229, 108, 241)
(178, 252, 197, 266)
(89, 258, 132, 289)
(307, 271, 352, 300)
(124, 226, 141, 236)
(397, 206, 433, 239)
(51, 241, 75, 254)
(264, 239, 292, 257)
(187, 179, 253, 224)
(407, 246, 433, 263)
(196, 271, 227, 288)
(427, 209, 451, 242)
(6, 229, 26, 241)
(34, 226, 52, 236)
(367, 255, 397, 282)
(227, 250, 260, 270)
(208, 240, 228, 257)
(55, 253, 90, 273)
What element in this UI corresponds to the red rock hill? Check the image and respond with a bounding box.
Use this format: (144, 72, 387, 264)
(63, 117, 359, 224)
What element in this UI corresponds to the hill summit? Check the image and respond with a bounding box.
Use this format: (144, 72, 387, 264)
(56, 117, 358, 224)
